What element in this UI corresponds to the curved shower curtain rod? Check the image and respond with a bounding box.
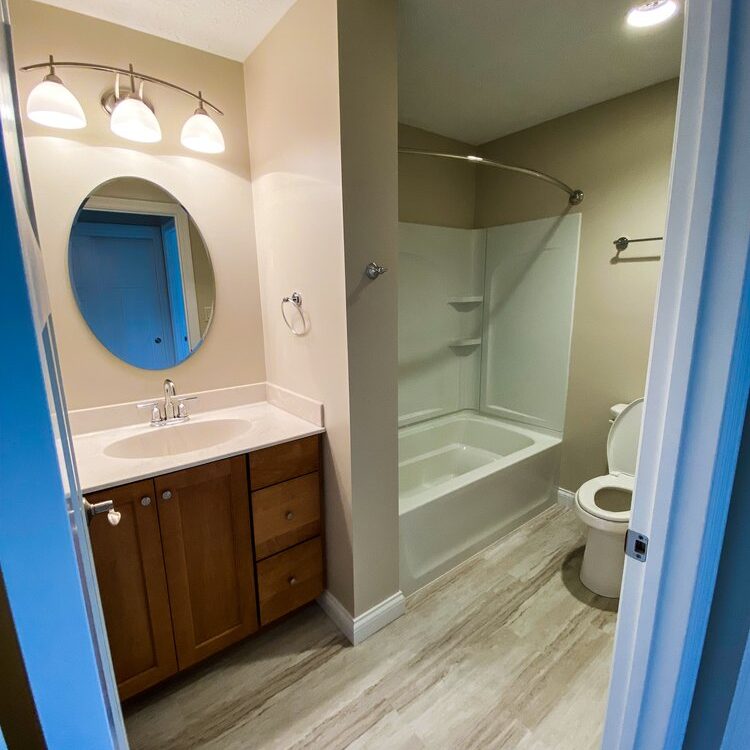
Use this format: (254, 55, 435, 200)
(398, 147, 584, 205)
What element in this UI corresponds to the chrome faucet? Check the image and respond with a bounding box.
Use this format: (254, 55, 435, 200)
(137, 379, 197, 426)
(163, 378, 176, 420)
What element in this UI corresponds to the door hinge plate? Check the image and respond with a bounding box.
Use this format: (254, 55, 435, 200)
(625, 529, 649, 562)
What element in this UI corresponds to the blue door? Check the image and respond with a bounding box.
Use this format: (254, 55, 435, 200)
(0, 4, 125, 746)
(69, 220, 178, 369)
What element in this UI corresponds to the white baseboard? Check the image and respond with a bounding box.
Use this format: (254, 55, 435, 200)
(317, 590, 405, 645)
(558, 487, 576, 509)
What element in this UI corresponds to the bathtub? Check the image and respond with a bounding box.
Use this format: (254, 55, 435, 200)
(399, 411, 561, 595)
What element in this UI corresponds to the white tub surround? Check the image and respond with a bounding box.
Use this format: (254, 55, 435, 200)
(399, 411, 561, 595)
(73, 397, 324, 493)
(397, 215, 580, 595)
(398, 223, 485, 428)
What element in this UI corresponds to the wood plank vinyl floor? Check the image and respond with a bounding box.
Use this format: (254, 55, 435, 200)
(125, 505, 618, 749)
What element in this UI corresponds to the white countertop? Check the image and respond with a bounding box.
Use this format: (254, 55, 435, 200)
(74, 401, 324, 494)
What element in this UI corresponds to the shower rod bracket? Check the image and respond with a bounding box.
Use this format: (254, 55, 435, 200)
(568, 190, 585, 206)
(398, 147, 584, 205)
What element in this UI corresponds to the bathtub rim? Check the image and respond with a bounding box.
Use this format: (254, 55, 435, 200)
(398, 410, 561, 514)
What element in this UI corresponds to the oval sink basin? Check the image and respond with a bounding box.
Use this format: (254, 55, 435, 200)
(104, 419, 251, 459)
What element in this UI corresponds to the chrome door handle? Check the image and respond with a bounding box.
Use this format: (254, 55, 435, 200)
(83, 497, 121, 526)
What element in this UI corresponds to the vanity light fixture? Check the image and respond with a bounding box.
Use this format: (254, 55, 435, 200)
(26, 56, 86, 130)
(21, 56, 225, 153)
(180, 93, 225, 154)
(626, 0, 679, 28)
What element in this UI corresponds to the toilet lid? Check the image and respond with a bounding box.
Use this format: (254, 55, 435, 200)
(576, 474, 634, 523)
(607, 398, 644, 476)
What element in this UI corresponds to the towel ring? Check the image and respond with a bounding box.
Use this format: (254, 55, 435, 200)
(281, 292, 307, 336)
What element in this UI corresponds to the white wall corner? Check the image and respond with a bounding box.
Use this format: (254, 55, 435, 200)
(558, 487, 576, 509)
(317, 590, 405, 646)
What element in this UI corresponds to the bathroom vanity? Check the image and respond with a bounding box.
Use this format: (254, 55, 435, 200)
(83, 427, 324, 700)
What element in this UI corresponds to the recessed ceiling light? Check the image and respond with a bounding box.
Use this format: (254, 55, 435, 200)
(467, 155, 484, 162)
(627, 0, 679, 28)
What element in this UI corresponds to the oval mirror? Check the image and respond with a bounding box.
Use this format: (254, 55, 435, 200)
(68, 177, 215, 370)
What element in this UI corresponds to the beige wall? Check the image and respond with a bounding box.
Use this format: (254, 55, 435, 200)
(10, 0, 266, 409)
(245, 0, 400, 616)
(475, 80, 678, 490)
(398, 123, 476, 228)
(244, 0, 355, 612)
(337, 0, 399, 615)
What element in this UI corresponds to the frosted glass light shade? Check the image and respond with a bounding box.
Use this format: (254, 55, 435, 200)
(180, 109, 225, 154)
(110, 96, 162, 143)
(627, 0, 678, 27)
(26, 76, 86, 130)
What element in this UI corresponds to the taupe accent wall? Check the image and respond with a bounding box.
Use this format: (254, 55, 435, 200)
(399, 79, 679, 491)
(398, 123, 476, 228)
(338, 0, 400, 615)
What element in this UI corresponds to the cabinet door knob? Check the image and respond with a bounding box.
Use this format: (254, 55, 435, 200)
(141, 496, 151, 507)
(285, 511, 294, 521)
(161, 490, 172, 501)
(288, 576, 298, 586)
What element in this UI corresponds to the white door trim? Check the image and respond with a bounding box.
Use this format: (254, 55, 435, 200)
(604, 0, 750, 746)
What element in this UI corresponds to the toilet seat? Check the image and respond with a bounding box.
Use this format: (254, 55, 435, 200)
(576, 473, 633, 523)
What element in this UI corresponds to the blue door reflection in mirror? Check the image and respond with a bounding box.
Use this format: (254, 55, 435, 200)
(67, 177, 215, 370)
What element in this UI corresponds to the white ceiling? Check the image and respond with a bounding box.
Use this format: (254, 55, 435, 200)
(35, 0, 297, 62)
(399, 0, 683, 144)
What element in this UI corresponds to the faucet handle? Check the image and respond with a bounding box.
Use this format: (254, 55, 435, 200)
(176, 395, 197, 419)
(137, 401, 163, 424)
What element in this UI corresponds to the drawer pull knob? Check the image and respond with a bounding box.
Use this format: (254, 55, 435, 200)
(285, 511, 294, 521)
(288, 576, 298, 586)
(141, 496, 151, 507)
(161, 490, 172, 501)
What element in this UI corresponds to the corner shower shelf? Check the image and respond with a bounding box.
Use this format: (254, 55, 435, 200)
(449, 338, 482, 348)
(447, 296, 484, 306)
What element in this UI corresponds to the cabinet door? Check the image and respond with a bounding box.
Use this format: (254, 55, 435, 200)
(155, 456, 258, 669)
(87, 480, 177, 699)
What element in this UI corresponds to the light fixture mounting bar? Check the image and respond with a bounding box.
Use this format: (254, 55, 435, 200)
(398, 147, 584, 205)
(20, 59, 224, 116)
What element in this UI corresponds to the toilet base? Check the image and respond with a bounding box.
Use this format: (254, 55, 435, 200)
(580, 526, 626, 598)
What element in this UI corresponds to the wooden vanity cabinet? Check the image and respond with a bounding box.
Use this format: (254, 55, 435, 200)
(87, 435, 323, 700)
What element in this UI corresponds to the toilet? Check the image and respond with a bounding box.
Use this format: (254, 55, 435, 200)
(575, 398, 644, 598)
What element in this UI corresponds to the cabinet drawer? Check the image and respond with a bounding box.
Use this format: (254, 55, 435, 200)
(252, 473, 321, 560)
(257, 537, 324, 625)
(249, 435, 319, 490)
